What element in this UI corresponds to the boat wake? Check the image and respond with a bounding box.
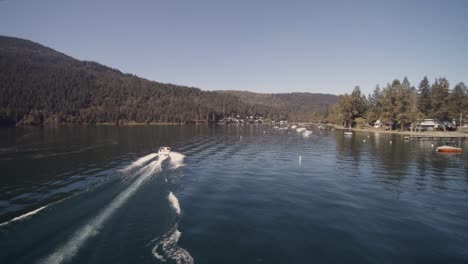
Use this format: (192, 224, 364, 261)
(152, 224, 194, 264)
(168, 192, 181, 215)
(40, 153, 169, 264)
(168, 152, 186, 170)
(151, 192, 193, 264)
(120, 153, 158, 172)
(0, 205, 48, 227)
(0, 197, 72, 227)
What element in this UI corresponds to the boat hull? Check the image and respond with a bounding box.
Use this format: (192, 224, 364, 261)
(436, 146, 462, 153)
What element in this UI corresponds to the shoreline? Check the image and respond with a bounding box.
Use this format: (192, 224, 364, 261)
(333, 126, 468, 138)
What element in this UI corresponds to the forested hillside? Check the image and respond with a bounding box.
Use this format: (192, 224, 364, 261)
(0, 36, 336, 126)
(220, 91, 337, 121)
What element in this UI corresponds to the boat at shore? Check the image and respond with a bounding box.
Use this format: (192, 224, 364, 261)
(344, 131, 353, 136)
(158, 146, 171, 155)
(436, 145, 462, 153)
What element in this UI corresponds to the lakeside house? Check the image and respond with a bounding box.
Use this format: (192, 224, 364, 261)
(416, 119, 438, 131)
(415, 119, 456, 131)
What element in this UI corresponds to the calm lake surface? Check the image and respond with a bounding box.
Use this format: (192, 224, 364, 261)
(0, 125, 467, 264)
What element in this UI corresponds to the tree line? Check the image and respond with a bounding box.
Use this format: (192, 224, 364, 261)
(0, 36, 335, 126)
(330, 77, 468, 130)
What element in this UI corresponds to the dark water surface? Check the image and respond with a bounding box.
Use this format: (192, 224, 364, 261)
(0, 125, 467, 263)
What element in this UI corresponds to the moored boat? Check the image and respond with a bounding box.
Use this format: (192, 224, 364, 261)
(436, 145, 462, 153)
(296, 127, 306, 133)
(302, 130, 312, 137)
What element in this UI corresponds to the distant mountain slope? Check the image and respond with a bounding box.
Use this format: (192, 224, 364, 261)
(0, 36, 336, 126)
(221, 90, 337, 114)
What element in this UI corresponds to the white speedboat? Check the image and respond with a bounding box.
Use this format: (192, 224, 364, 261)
(158, 146, 171, 155)
(344, 131, 353, 136)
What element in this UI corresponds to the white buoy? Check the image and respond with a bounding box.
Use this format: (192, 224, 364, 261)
(367, 135, 370, 138)
(363, 139, 366, 143)
(299, 156, 302, 165)
(431, 144, 434, 147)
(390, 140, 392, 144)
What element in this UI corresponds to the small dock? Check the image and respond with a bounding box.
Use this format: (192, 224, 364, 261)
(405, 135, 468, 141)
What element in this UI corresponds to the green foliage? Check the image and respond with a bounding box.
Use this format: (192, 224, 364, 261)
(331, 75, 468, 131)
(448, 82, 467, 122)
(431, 77, 450, 121)
(330, 86, 367, 127)
(365, 85, 383, 125)
(0, 36, 337, 126)
(220, 91, 337, 122)
(379, 83, 397, 129)
(417, 76, 431, 116)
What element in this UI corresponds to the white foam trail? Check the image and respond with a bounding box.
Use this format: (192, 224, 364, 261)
(120, 153, 158, 172)
(41, 155, 168, 264)
(168, 192, 181, 215)
(0, 196, 72, 227)
(151, 181, 192, 263)
(139, 155, 167, 177)
(0, 205, 47, 227)
(152, 225, 194, 264)
(169, 152, 186, 170)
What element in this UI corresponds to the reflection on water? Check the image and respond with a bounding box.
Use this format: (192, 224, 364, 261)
(335, 131, 468, 193)
(0, 125, 467, 263)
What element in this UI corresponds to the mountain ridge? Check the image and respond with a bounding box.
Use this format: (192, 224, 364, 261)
(0, 36, 337, 126)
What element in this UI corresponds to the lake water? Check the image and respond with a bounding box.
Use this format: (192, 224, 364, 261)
(0, 125, 467, 264)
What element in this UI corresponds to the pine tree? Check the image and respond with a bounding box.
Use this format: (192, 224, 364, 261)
(449, 82, 467, 124)
(350, 86, 367, 121)
(379, 83, 397, 130)
(417, 76, 431, 116)
(395, 83, 410, 130)
(366, 84, 382, 125)
(392, 79, 420, 131)
(402, 76, 411, 91)
(431, 77, 450, 122)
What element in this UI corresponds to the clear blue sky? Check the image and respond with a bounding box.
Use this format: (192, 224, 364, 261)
(1, 0, 467, 95)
